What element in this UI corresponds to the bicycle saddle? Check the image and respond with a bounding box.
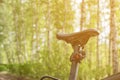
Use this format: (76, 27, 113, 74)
(56, 29, 99, 46)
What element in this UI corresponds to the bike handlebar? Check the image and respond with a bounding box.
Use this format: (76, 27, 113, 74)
(40, 76, 59, 80)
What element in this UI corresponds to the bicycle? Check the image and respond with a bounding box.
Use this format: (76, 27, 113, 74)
(40, 29, 99, 80)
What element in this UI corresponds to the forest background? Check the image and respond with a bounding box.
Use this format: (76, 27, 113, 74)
(0, 0, 120, 80)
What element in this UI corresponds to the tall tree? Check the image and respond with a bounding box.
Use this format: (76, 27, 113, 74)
(109, 1, 112, 74)
(13, 0, 22, 64)
(30, 0, 41, 61)
(110, 0, 118, 74)
(46, 0, 51, 53)
(96, 0, 100, 68)
(95, 0, 100, 79)
(80, 0, 85, 31)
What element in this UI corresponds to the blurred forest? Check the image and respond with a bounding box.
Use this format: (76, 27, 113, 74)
(0, 0, 120, 80)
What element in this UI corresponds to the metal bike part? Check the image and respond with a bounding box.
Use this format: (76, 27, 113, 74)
(102, 72, 120, 80)
(40, 75, 59, 80)
(69, 45, 85, 80)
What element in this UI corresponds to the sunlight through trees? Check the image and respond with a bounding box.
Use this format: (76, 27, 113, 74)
(0, 0, 120, 80)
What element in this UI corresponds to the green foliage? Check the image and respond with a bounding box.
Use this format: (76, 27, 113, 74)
(0, 64, 8, 71)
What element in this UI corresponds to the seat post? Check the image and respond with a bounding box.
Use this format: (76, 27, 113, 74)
(69, 45, 85, 80)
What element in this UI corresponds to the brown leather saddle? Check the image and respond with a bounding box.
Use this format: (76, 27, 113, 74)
(56, 29, 99, 46)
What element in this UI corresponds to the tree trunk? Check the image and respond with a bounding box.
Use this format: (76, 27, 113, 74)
(47, 0, 51, 53)
(96, 0, 100, 79)
(110, 0, 118, 74)
(13, 1, 21, 64)
(80, 0, 85, 31)
(96, 0, 100, 68)
(109, 26, 112, 76)
(34, 1, 40, 61)
(63, 0, 66, 32)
